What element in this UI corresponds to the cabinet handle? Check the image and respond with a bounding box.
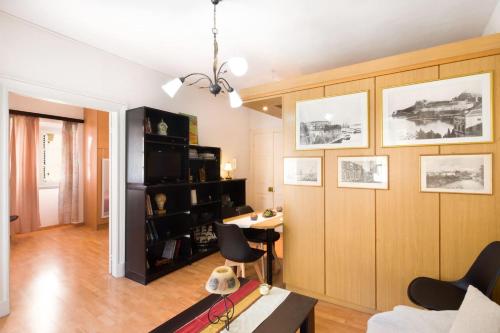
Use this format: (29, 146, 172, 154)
(268, 187, 274, 192)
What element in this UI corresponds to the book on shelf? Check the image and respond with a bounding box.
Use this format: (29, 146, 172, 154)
(146, 194, 154, 216)
(150, 220, 159, 240)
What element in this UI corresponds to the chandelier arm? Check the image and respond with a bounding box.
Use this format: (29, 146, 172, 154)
(186, 77, 212, 87)
(217, 77, 233, 92)
(216, 61, 228, 80)
(183, 72, 214, 86)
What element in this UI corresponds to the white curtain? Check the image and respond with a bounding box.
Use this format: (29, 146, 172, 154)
(58, 121, 83, 224)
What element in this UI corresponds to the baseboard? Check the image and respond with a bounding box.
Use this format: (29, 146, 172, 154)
(286, 283, 378, 314)
(0, 299, 9, 317)
(112, 261, 125, 278)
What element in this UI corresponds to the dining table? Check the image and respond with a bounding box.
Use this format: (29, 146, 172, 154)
(223, 211, 283, 285)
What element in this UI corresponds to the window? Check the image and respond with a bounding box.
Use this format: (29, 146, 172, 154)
(39, 120, 62, 188)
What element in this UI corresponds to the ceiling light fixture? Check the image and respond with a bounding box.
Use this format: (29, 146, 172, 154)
(162, 0, 247, 108)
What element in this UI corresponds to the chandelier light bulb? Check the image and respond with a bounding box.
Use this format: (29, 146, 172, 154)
(229, 90, 243, 108)
(228, 57, 248, 77)
(162, 78, 183, 98)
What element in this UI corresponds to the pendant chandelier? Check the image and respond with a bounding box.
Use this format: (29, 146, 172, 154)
(162, 0, 247, 108)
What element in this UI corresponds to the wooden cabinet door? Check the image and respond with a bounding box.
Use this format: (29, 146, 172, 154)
(283, 87, 325, 295)
(439, 56, 500, 283)
(324, 78, 376, 310)
(375, 67, 440, 311)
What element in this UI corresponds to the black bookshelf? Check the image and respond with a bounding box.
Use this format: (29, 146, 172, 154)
(125, 106, 246, 285)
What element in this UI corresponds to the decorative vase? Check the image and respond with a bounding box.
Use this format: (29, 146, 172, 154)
(154, 193, 167, 215)
(157, 118, 168, 136)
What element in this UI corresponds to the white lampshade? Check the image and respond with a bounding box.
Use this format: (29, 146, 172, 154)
(228, 57, 248, 77)
(162, 78, 183, 98)
(223, 162, 233, 171)
(229, 90, 243, 108)
(206, 266, 240, 295)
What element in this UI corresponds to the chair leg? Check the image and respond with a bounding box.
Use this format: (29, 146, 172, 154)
(253, 261, 264, 282)
(240, 263, 246, 278)
(272, 246, 281, 272)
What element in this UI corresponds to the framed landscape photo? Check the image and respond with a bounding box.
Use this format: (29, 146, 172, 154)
(296, 91, 369, 150)
(338, 156, 388, 189)
(284, 157, 322, 186)
(180, 113, 199, 145)
(382, 72, 492, 147)
(420, 154, 492, 195)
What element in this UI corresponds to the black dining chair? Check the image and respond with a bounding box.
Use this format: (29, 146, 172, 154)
(238, 205, 282, 273)
(407, 241, 500, 310)
(214, 222, 265, 282)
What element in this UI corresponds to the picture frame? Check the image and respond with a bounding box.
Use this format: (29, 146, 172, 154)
(420, 153, 493, 195)
(180, 113, 199, 145)
(382, 72, 493, 147)
(338, 156, 389, 189)
(296, 91, 369, 150)
(284, 157, 322, 186)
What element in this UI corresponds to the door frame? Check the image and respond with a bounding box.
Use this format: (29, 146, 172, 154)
(0, 75, 128, 317)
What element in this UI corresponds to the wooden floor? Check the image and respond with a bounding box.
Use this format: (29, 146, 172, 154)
(0, 225, 371, 332)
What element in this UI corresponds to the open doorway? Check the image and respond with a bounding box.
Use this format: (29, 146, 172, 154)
(0, 80, 126, 318)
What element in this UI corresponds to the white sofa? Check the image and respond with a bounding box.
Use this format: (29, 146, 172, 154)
(367, 286, 500, 333)
(367, 305, 457, 333)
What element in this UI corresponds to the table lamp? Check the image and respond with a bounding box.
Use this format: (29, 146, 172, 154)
(223, 162, 233, 180)
(205, 266, 240, 330)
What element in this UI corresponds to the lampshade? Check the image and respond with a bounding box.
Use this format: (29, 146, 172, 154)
(228, 57, 248, 77)
(162, 77, 183, 98)
(206, 266, 240, 295)
(229, 90, 243, 108)
(223, 162, 233, 172)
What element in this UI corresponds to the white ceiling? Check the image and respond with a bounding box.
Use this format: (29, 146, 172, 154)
(0, 0, 498, 89)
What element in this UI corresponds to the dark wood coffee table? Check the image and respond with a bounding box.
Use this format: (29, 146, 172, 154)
(150, 279, 317, 333)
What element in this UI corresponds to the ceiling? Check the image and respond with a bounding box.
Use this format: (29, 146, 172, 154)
(0, 0, 498, 89)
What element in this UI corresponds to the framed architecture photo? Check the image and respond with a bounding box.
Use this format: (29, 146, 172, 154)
(284, 157, 322, 186)
(420, 154, 493, 194)
(382, 72, 493, 147)
(338, 156, 388, 189)
(296, 91, 369, 150)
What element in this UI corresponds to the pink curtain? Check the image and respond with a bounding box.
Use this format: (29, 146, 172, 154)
(58, 121, 81, 224)
(9, 115, 41, 234)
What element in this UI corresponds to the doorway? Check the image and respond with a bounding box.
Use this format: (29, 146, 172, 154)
(0, 78, 127, 317)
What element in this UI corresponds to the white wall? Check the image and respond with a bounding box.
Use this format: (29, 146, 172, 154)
(9, 92, 84, 119)
(483, 0, 500, 34)
(0, 11, 253, 316)
(248, 108, 282, 130)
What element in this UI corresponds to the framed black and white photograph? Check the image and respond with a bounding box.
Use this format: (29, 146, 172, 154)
(382, 72, 493, 147)
(284, 157, 322, 186)
(420, 154, 492, 194)
(338, 156, 388, 189)
(296, 91, 369, 150)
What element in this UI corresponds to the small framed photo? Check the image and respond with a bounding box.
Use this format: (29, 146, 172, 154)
(284, 157, 322, 186)
(296, 91, 369, 150)
(338, 156, 388, 189)
(420, 154, 493, 194)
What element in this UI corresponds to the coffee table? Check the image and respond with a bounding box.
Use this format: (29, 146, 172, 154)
(150, 279, 317, 333)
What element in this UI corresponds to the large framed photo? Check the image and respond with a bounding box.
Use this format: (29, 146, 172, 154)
(284, 157, 322, 186)
(338, 156, 388, 189)
(420, 154, 492, 194)
(382, 72, 493, 147)
(296, 91, 369, 150)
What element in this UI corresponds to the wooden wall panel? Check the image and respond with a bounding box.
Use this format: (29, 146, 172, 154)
(375, 67, 441, 311)
(324, 78, 376, 309)
(283, 87, 325, 294)
(438, 56, 500, 281)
